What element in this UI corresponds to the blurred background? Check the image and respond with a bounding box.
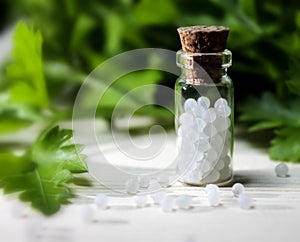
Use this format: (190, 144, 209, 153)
(0, 0, 300, 161)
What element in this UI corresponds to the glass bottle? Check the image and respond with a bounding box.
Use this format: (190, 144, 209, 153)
(175, 49, 233, 186)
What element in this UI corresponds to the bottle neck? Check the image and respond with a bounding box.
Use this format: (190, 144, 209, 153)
(176, 49, 232, 84)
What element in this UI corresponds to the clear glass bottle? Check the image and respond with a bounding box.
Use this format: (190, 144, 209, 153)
(175, 49, 233, 186)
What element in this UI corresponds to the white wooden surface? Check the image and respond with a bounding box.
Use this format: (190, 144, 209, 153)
(0, 129, 300, 242)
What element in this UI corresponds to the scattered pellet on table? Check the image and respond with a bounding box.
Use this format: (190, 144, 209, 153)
(80, 205, 95, 223)
(275, 163, 289, 177)
(161, 195, 175, 212)
(204, 184, 220, 194)
(151, 190, 167, 205)
(125, 177, 139, 194)
(157, 175, 170, 187)
(147, 179, 162, 192)
(94, 193, 108, 209)
(238, 193, 254, 209)
(175, 195, 192, 209)
(138, 176, 150, 188)
(207, 191, 220, 207)
(134, 194, 149, 208)
(232, 183, 245, 197)
(205, 184, 220, 206)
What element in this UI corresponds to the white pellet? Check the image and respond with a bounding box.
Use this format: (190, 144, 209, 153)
(147, 179, 162, 192)
(161, 195, 175, 212)
(218, 163, 232, 181)
(215, 104, 231, 117)
(210, 134, 224, 154)
(214, 98, 230, 112)
(139, 176, 150, 188)
(201, 159, 214, 173)
(195, 118, 206, 132)
(197, 96, 210, 109)
(206, 149, 218, 163)
(80, 205, 95, 223)
(215, 159, 225, 170)
(192, 106, 206, 117)
(204, 184, 220, 195)
(175, 195, 192, 209)
(188, 169, 201, 183)
(134, 195, 149, 208)
(238, 193, 254, 209)
(231, 183, 245, 197)
(179, 113, 194, 125)
(125, 177, 139, 194)
(222, 155, 231, 167)
(10, 201, 28, 218)
(194, 138, 210, 152)
(213, 116, 230, 132)
(214, 98, 228, 108)
(158, 175, 170, 187)
(151, 190, 167, 205)
(203, 123, 218, 137)
(275, 163, 289, 177)
(94, 193, 108, 209)
(192, 150, 204, 162)
(202, 108, 217, 123)
(184, 98, 197, 113)
(203, 170, 220, 183)
(207, 191, 220, 207)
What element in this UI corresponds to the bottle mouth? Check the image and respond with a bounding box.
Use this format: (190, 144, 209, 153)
(176, 49, 232, 70)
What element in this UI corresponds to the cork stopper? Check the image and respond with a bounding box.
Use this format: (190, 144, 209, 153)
(177, 26, 229, 53)
(177, 26, 230, 84)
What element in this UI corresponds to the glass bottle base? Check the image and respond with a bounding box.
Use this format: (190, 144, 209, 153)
(179, 174, 234, 187)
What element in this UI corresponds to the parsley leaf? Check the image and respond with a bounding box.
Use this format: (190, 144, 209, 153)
(0, 126, 87, 215)
(239, 92, 299, 131)
(0, 22, 49, 135)
(239, 59, 300, 162)
(270, 127, 300, 162)
(30, 126, 87, 173)
(6, 22, 49, 108)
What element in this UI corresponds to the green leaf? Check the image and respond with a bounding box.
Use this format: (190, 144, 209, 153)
(0, 22, 50, 135)
(0, 93, 42, 135)
(31, 126, 87, 173)
(239, 92, 300, 128)
(70, 14, 96, 52)
(248, 121, 282, 132)
(6, 22, 49, 108)
(286, 58, 300, 96)
(0, 153, 32, 185)
(0, 126, 88, 215)
(270, 127, 300, 162)
(104, 12, 123, 55)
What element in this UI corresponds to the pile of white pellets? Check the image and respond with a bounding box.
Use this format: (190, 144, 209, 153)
(177, 97, 232, 184)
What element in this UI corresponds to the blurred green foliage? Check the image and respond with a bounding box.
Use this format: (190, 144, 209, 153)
(1, 0, 300, 161)
(3, 0, 298, 102)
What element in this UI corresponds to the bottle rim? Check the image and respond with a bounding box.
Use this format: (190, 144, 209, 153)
(176, 49, 232, 70)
